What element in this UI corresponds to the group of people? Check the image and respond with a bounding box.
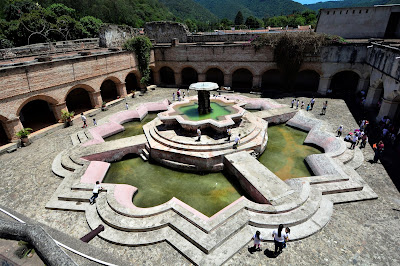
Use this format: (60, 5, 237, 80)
(290, 97, 328, 115)
(173, 89, 188, 101)
(341, 120, 370, 150)
(252, 224, 290, 256)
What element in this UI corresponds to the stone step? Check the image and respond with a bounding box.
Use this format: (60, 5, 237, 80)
(346, 147, 364, 170)
(312, 179, 363, 195)
(158, 158, 197, 170)
(336, 147, 355, 164)
(323, 185, 378, 204)
(139, 153, 148, 161)
(70, 134, 80, 146)
(77, 131, 88, 143)
(45, 198, 88, 212)
(51, 151, 74, 178)
(299, 174, 348, 185)
(61, 152, 82, 171)
(141, 148, 149, 159)
(58, 190, 93, 202)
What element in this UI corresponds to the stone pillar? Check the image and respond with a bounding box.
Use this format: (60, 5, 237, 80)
(51, 102, 67, 122)
(174, 72, 182, 87)
(317, 76, 331, 95)
(252, 75, 261, 88)
(198, 73, 206, 82)
(224, 74, 232, 87)
(153, 70, 161, 85)
(198, 91, 211, 114)
(4, 117, 23, 141)
(116, 82, 127, 97)
(89, 91, 103, 108)
(365, 86, 382, 108)
(376, 99, 400, 121)
(357, 78, 368, 92)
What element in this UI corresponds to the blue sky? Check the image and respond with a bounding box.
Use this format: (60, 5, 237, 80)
(294, 0, 339, 4)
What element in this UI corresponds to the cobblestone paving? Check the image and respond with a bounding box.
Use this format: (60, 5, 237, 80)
(0, 91, 399, 265)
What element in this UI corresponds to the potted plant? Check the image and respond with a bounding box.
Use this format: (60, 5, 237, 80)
(101, 101, 108, 111)
(16, 128, 32, 146)
(61, 110, 75, 127)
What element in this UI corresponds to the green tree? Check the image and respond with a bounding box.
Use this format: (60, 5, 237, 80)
(80, 16, 102, 37)
(4, 0, 40, 21)
(46, 3, 75, 18)
(234, 11, 243, 25)
(245, 16, 260, 29)
(220, 18, 233, 29)
(184, 18, 197, 32)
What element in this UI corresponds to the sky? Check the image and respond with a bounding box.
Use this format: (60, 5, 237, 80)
(294, 0, 340, 4)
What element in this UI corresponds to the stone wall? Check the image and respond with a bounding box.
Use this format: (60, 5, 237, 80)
(144, 21, 189, 43)
(99, 24, 141, 48)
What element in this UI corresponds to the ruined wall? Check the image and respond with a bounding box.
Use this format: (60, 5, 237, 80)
(144, 21, 189, 43)
(99, 24, 141, 48)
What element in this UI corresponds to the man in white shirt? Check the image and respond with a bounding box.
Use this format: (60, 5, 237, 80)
(81, 113, 87, 128)
(89, 181, 103, 205)
(233, 134, 241, 149)
(197, 127, 201, 141)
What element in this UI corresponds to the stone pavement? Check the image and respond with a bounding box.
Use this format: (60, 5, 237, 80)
(0, 90, 399, 265)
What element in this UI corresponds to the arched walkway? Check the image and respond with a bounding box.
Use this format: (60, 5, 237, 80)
(232, 69, 253, 91)
(261, 70, 284, 92)
(19, 100, 57, 131)
(160, 67, 175, 86)
(181, 67, 198, 88)
(330, 71, 360, 97)
(0, 120, 9, 146)
(206, 68, 224, 87)
(294, 70, 320, 92)
(66, 88, 93, 114)
(100, 79, 119, 102)
(125, 73, 139, 92)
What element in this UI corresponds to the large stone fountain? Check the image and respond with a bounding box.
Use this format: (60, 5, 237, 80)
(189, 82, 218, 114)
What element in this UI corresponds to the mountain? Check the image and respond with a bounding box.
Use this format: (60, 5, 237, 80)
(306, 0, 400, 11)
(158, 0, 219, 22)
(36, 0, 174, 27)
(192, 0, 307, 20)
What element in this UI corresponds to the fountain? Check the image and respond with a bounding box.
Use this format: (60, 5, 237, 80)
(188, 82, 219, 114)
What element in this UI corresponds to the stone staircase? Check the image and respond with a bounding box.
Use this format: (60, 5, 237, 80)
(70, 130, 90, 146)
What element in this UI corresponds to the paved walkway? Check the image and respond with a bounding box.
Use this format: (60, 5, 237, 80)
(0, 89, 399, 265)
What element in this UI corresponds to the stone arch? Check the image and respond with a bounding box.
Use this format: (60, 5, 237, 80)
(160, 66, 175, 86)
(294, 70, 320, 92)
(206, 68, 224, 87)
(330, 70, 360, 96)
(125, 72, 140, 92)
(181, 67, 198, 88)
(232, 68, 253, 91)
(65, 87, 94, 114)
(18, 96, 58, 131)
(100, 79, 119, 103)
(261, 69, 284, 91)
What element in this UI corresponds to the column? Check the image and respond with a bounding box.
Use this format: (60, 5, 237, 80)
(174, 72, 182, 87)
(4, 117, 23, 141)
(116, 82, 127, 98)
(364, 86, 382, 108)
(153, 70, 161, 85)
(89, 91, 103, 108)
(252, 75, 261, 89)
(317, 76, 331, 95)
(224, 74, 232, 87)
(51, 102, 67, 122)
(376, 99, 400, 122)
(198, 73, 206, 82)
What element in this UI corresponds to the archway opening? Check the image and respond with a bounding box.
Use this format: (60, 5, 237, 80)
(66, 88, 93, 114)
(149, 70, 154, 85)
(125, 73, 139, 92)
(294, 70, 320, 92)
(100, 79, 118, 102)
(0, 120, 9, 146)
(160, 67, 175, 86)
(19, 100, 56, 131)
(330, 71, 360, 97)
(261, 69, 284, 96)
(232, 69, 253, 92)
(206, 68, 224, 87)
(181, 67, 198, 88)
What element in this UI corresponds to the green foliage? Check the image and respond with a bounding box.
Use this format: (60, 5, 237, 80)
(3, 0, 41, 21)
(184, 19, 197, 32)
(61, 110, 75, 121)
(264, 10, 317, 28)
(80, 16, 103, 37)
(123, 36, 152, 86)
(46, 3, 75, 18)
(251, 32, 340, 91)
(158, 0, 218, 23)
(306, 0, 400, 11)
(245, 16, 263, 29)
(234, 11, 243, 25)
(16, 128, 32, 138)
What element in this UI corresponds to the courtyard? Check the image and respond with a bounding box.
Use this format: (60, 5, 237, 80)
(0, 87, 399, 265)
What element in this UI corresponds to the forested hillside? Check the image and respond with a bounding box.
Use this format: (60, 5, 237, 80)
(158, 0, 218, 22)
(306, 0, 400, 11)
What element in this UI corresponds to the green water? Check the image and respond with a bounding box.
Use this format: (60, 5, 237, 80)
(176, 101, 234, 121)
(104, 113, 158, 142)
(103, 157, 243, 217)
(259, 124, 321, 180)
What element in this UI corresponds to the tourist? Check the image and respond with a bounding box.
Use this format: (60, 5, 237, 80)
(296, 100, 299, 109)
(337, 125, 343, 137)
(89, 181, 103, 205)
(233, 134, 241, 149)
(197, 127, 201, 141)
(283, 227, 290, 248)
(81, 113, 87, 128)
(272, 224, 288, 256)
(306, 104, 310, 111)
(373, 141, 384, 163)
(345, 132, 352, 141)
(125, 102, 129, 110)
(310, 97, 315, 110)
(227, 127, 232, 141)
(291, 99, 295, 108)
(172, 92, 175, 101)
(350, 134, 358, 149)
(301, 101, 305, 109)
(252, 231, 262, 251)
(93, 118, 97, 126)
(177, 89, 181, 101)
(321, 101, 328, 115)
(360, 134, 368, 148)
(183, 91, 185, 99)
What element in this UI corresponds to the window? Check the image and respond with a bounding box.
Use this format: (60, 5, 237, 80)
(327, 11, 330, 15)
(366, 9, 369, 13)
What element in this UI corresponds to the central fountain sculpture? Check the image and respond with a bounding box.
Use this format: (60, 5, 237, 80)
(189, 82, 219, 114)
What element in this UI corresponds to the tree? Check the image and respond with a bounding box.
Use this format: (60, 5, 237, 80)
(220, 18, 233, 29)
(46, 3, 75, 18)
(234, 11, 243, 25)
(184, 19, 197, 32)
(4, 0, 40, 21)
(245, 16, 260, 29)
(80, 16, 102, 37)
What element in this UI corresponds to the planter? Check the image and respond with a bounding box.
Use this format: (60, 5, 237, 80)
(64, 119, 73, 128)
(20, 137, 30, 147)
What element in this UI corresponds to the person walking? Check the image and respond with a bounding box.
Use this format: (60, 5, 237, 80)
(272, 224, 288, 256)
(350, 134, 358, 149)
(310, 97, 315, 110)
(283, 227, 290, 248)
(89, 181, 103, 205)
(252, 231, 262, 251)
(196, 127, 201, 141)
(93, 118, 97, 126)
(306, 104, 310, 111)
(301, 101, 305, 109)
(226, 127, 232, 141)
(296, 100, 299, 109)
(337, 125, 343, 137)
(291, 99, 295, 108)
(233, 134, 241, 149)
(125, 102, 129, 110)
(373, 141, 384, 163)
(81, 113, 87, 128)
(321, 101, 328, 115)
(172, 92, 175, 101)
